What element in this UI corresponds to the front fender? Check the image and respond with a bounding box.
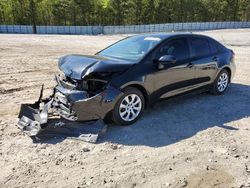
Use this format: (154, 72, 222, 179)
(55, 85, 123, 121)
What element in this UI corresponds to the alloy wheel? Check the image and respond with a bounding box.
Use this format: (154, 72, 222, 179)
(119, 94, 142, 122)
(217, 73, 229, 92)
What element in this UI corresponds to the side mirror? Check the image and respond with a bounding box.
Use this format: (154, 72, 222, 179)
(157, 55, 177, 69)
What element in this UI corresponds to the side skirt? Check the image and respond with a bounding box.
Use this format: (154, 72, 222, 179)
(149, 84, 212, 107)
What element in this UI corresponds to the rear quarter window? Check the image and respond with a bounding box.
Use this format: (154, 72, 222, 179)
(190, 37, 211, 58)
(209, 38, 226, 54)
(209, 39, 219, 54)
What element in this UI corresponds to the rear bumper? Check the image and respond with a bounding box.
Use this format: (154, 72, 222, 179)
(230, 61, 236, 81)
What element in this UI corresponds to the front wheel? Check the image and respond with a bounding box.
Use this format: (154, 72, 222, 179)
(211, 69, 230, 95)
(112, 87, 145, 126)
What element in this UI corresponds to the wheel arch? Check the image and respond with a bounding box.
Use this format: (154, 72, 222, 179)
(221, 66, 232, 83)
(121, 83, 150, 108)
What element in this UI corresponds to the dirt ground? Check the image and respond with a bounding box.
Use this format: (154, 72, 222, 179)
(0, 29, 250, 188)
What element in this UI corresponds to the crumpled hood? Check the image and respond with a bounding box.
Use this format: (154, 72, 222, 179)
(58, 55, 135, 80)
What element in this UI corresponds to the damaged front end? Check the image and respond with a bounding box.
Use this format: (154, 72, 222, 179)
(17, 74, 123, 138)
(54, 72, 123, 122)
(17, 54, 132, 138)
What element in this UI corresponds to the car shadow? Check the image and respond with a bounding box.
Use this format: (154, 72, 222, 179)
(101, 83, 249, 147)
(31, 83, 250, 147)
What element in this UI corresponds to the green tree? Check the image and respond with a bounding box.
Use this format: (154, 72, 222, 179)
(239, 0, 250, 20)
(0, 0, 249, 26)
(0, 0, 13, 24)
(74, 0, 93, 25)
(10, 0, 30, 24)
(143, 0, 156, 24)
(109, 0, 129, 25)
(134, 0, 144, 24)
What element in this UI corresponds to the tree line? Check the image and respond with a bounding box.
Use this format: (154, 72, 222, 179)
(0, 0, 250, 26)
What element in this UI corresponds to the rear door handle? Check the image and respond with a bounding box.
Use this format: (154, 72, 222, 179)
(213, 56, 218, 61)
(187, 63, 193, 68)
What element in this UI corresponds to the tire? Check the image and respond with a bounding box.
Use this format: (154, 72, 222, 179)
(112, 87, 145, 126)
(211, 69, 230, 95)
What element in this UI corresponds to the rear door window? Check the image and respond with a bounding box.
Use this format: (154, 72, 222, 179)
(190, 37, 211, 58)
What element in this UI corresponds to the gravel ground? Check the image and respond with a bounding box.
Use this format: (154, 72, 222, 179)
(0, 29, 250, 188)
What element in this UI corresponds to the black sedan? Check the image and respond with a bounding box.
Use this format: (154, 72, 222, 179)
(18, 33, 236, 135)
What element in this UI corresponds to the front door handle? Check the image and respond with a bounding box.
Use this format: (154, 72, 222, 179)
(187, 63, 193, 68)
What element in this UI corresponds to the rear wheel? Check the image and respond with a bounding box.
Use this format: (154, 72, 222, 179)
(112, 87, 145, 126)
(211, 69, 230, 95)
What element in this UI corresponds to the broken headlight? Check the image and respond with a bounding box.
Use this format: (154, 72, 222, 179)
(79, 79, 108, 94)
(88, 79, 108, 92)
(79, 72, 112, 94)
(56, 72, 78, 90)
(80, 80, 89, 90)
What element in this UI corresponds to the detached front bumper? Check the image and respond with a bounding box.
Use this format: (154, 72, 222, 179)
(54, 84, 123, 121)
(17, 85, 53, 136)
(17, 81, 123, 137)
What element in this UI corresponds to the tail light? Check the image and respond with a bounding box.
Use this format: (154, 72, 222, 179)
(231, 50, 235, 58)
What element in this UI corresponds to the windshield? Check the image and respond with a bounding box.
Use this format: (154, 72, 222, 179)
(98, 35, 162, 61)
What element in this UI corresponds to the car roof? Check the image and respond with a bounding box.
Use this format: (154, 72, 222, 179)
(136, 32, 207, 40)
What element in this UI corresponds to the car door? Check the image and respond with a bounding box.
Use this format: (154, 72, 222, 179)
(189, 36, 218, 87)
(152, 37, 196, 99)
